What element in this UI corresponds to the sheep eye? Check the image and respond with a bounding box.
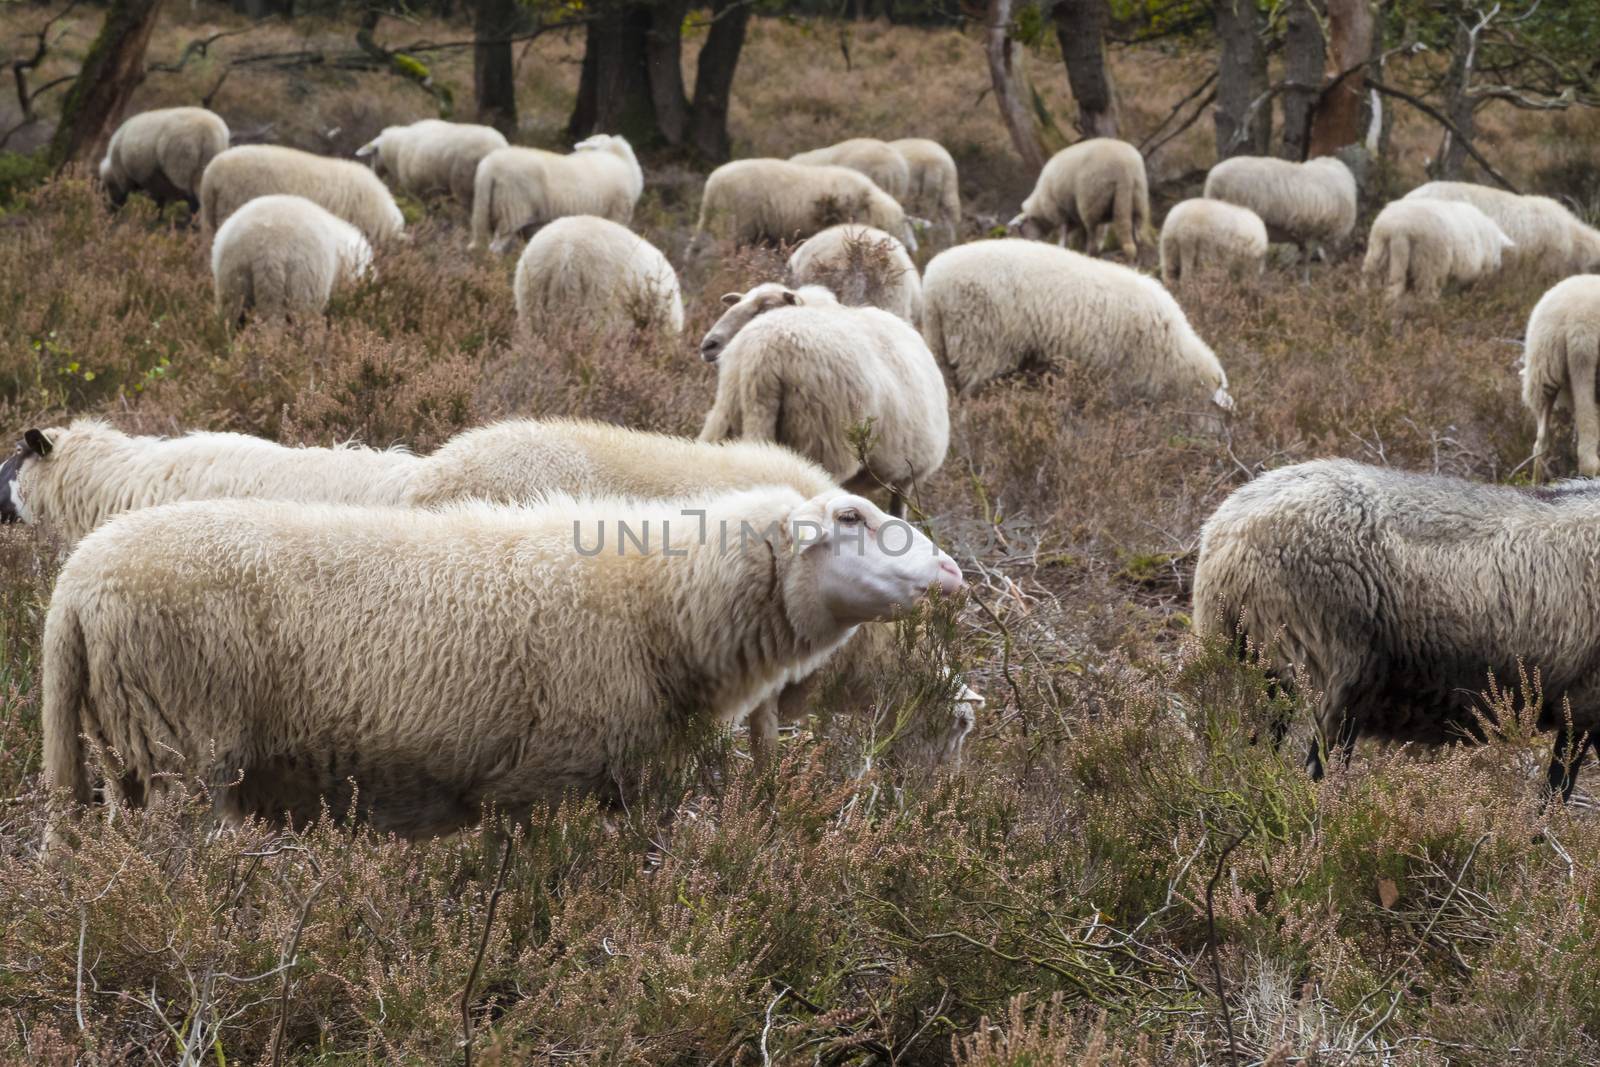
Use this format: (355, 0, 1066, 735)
(837, 508, 862, 526)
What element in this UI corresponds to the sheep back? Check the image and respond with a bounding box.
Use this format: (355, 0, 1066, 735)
(921, 239, 1231, 410)
(787, 224, 923, 326)
(789, 138, 911, 201)
(1018, 138, 1151, 255)
(100, 107, 229, 206)
(1361, 199, 1511, 300)
(1405, 181, 1600, 274)
(212, 194, 373, 320)
(199, 144, 404, 243)
(694, 159, 911, 250)
(471, 136, 644, 251)
(1203, 155, 1357, 249)
(513, 215, 683, 336)
(1159, 198, 1268, 285)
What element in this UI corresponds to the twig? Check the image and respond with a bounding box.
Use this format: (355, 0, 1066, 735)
(966, 586, 1027, 736)
(1204, 826, 1249, 1067)
(1138, 71, 1217, 154)
(1368, 79, 1520, 192)
(759, 985, 787, 1066)
(462, 835, 514, 1067)
(269, 878, 325, 1067)
(75, 907, 89, 1032)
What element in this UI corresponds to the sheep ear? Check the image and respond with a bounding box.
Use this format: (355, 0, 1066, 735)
(782, 290, 799, 306)
(355, 140, 378, 158)
(23, 429, 52, 457)
(720, 292, 742, 306)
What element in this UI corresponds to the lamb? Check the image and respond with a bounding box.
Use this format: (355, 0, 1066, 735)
(1202, 155, 1357, 270)
(42, 488, 965, 836)
(789, 138, 912, 201)
(690, 158, 917, 255)
(920, 239, 1234, 412)
(697, 283, 949, 518)
(1193, 458, 1600, 797)
(1521, 275, 1600, 478)
(211, 194, 373, 321)
(786, 224, 923, 326)
(199, 144, 405, 243)
(356, 119, 508, 205)
(1159, 198, 1268, 285)
(1009, 138, 1152, 258)
(470, 134, 644, 253)
(513, 215, 683, 336)
(1361, 198, 1513, 300)
(98, 107, 229, 211)
(1404, 181, 1600, 275)
(889, 137, 961, 242)
(0, 419, 419, 547)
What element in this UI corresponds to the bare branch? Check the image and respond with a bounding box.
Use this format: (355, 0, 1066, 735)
(1368, 78, 1521, 192)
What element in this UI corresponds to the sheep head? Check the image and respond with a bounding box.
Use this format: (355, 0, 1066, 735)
(0, 428, 55, 525)
(784, 491, 964, 629)
(699, 283, 804, 362)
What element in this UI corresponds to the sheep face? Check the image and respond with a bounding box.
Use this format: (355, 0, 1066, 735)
(699, 283, 802, 361)
(789, 492, 964, 627)
(1006, 212, 1050, 241)
(0, 429, 53, 525)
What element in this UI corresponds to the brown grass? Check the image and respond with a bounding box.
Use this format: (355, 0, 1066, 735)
(2, 3, 1600, 1063)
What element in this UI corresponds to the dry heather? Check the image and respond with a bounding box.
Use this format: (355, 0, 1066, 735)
(3, 4, 1600, 1064)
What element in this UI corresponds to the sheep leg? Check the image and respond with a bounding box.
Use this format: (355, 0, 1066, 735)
(1307, 683, 1356, 781)
(1571, 345, 1600, 478)
(749, 697, 780, 769)
(888, 488, 906, 519)
(1532, 398, 1553, 483)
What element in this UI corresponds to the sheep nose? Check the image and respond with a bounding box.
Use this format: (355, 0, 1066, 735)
(699, 338, 722, 362)
(935, 557, 965, 595)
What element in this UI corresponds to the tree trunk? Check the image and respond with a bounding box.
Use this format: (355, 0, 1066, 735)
(687, 0, 750, 162)
(473, 0, 519, 135)
(646, 0, 691, 146)
(48, 0, 166, 170)
(1429, 22, 1476, 178)
(985, 0, 1046, 171)
(1280, 0, 1324, 160)
(567, 4, 658, 146)
(1307, 0, 1374, 157)
(1052, 0, 1119, 138)
(1213, 0, 1270, 159)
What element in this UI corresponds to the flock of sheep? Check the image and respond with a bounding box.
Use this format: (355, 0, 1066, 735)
(15, 100, 1600, 843)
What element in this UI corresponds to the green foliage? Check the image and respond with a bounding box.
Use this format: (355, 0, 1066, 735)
(0, 150, 49, 212)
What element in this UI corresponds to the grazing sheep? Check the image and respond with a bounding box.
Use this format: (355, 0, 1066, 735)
(513, 215, 683, 336)
(405, 418, 840, 766)
(790, 138, 912, 201)
(1159, 199, 1268, 285)
(42, 488, 964, 835)
(787, 224, 923, 326)
(1405, 181, 1600, 275)
(99, 107, 229, 210)
(921, 239, 1233, 412)
(356, 119, 508, 204)
(1009, 138, 1152, 258)
(1193, 458, 1600, 797)
(1522, 275, 1600, 478)
(697, 284, 949, 517)
(1361, 199, 1512, 301)
(1203, 155, 1357, 271)
(199, 144, 405, 243)
(470, 134, 643, 253)
(0, 420, 419, 547)
(690, 158, 917, 255)
(889, 137, 961, 242)
(211, 195, 373, 321)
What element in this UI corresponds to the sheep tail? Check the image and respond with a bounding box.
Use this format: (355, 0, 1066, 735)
(42, 601, 93, 808)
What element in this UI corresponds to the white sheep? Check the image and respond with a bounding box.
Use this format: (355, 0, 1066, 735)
(99, 107, 229, 210)
(1361, 198, 1512, 300)
(690, 158, 917, 255)
(1404, 181, 1600, 275)
(790, 138, 912, 201)
(889, 137, 961, 242)
(786, 224, 923, 326)
(1203, 154, 1357, 271)
(355, 119, 508, 204)
(42, 488, 964, 835)
(1159, 198, 1268, 285)
(211, 194, 373, 321)
(697, 283, 949, 517)
(470, 134, 644, 253)
(920, 239, 1233, 411)
(0, 420, 419, 547)
(1521, 275, 1600, 478)
(1192, 458, 1600, 796)
(199, 144, 405, 243)
(1009, 138, 1152, 258)
(513, 215, 683, 337)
